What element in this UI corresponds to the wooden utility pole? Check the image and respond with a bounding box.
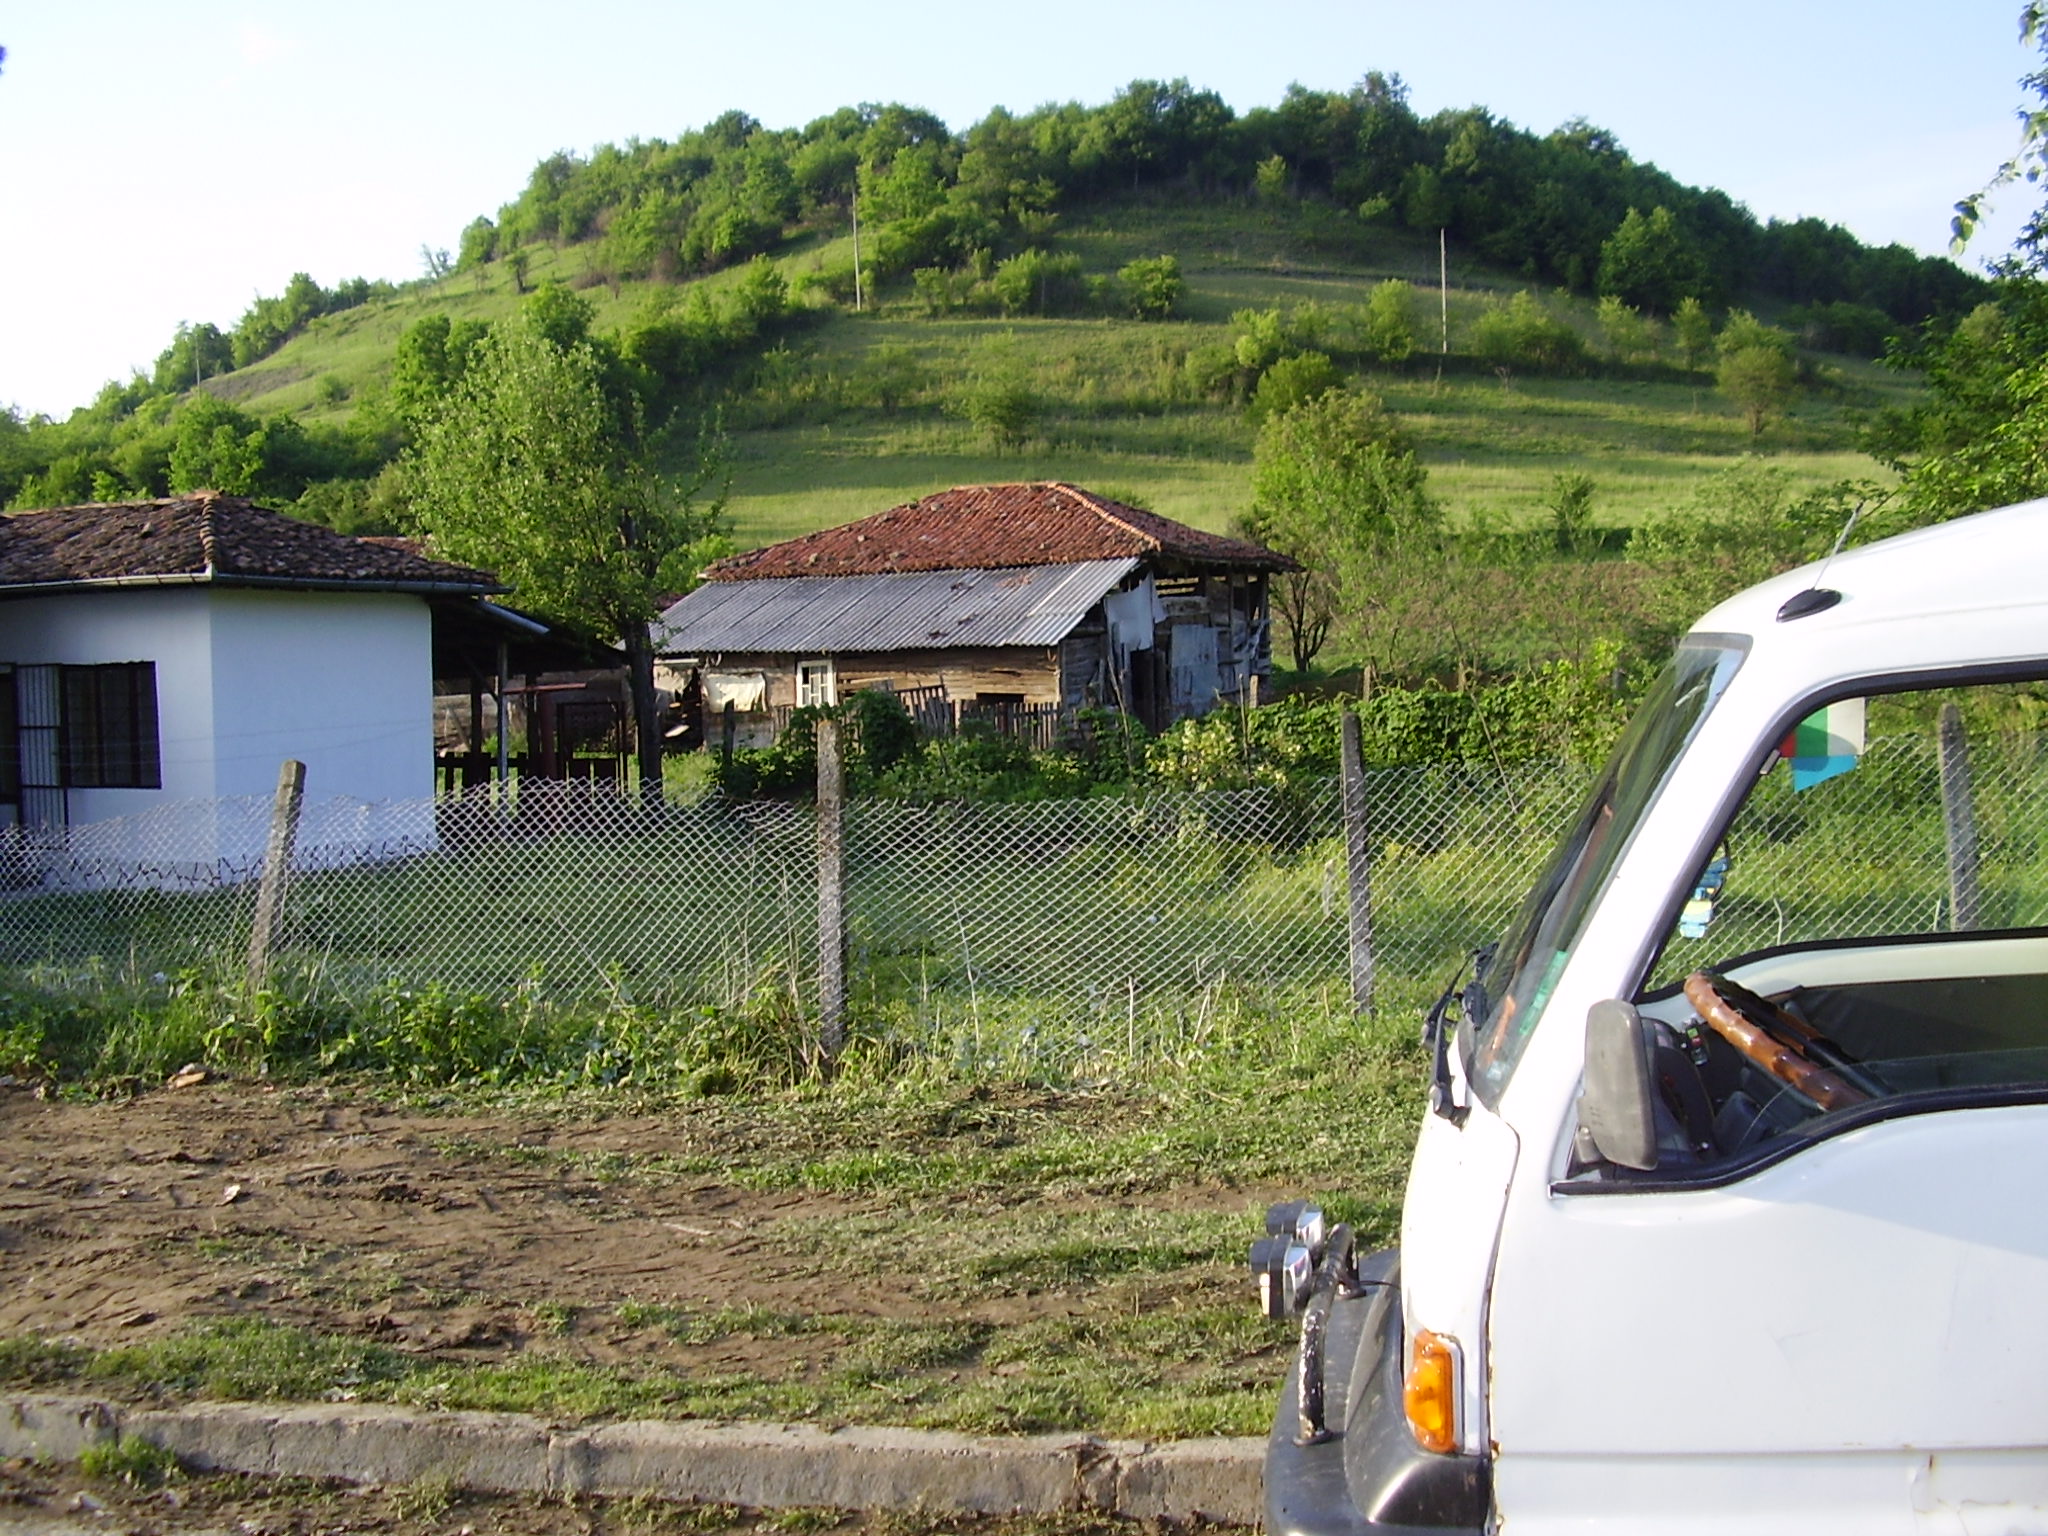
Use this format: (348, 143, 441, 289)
(246, 759, 307, 993)
(1340, 710, 1375, 1015)
(1437, 228, 1449, 387)
(816, 719, 847, 1063)
(851, 194, 864, 313)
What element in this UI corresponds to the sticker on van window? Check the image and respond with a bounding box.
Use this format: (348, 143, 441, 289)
(1780, 698, 1865, 790)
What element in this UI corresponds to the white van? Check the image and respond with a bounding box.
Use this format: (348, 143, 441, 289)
(1261, 498, 2048, 1534)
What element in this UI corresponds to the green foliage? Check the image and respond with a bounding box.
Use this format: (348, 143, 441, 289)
(79, 1434, 179, 1489)
(388, 313, 489, 431)
(1247, 350, 1342, 423)
(1247, 387, 1436, 672)
(1358, 280, 1418, 363)
(1876, 281, 2048, 520)
(1594, 295, 1659, 365)
(957, 369, 1041, 449)
(711, 691, 925, 801)
(1597, 206, 1708, 314)
(1544, 470, 1598, 555)
(1117, 254, 1184, 319)
(1672, 295, 1715, 371)
(1469, 291, 1585, 374)
(457, 216, 499, 270)
(1626, 459, 1865, 627)
(990, 249, 1085, 316)
(1714, 310, 1798, 436)
(1782, 300, 1895, 359)
(1145, 660, 1630, 793)
(407, 299, 721, 643)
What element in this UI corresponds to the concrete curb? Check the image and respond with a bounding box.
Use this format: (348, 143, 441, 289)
(1, 1396, 1263, 1523)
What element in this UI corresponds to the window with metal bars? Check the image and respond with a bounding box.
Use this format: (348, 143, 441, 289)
(59, 662, 160, 789)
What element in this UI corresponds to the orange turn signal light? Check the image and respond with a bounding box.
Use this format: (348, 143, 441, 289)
(1403, 1329, 1460, 1454)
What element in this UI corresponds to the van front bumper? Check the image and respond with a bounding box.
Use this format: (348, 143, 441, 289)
(1263, 1248, 1490, 1536)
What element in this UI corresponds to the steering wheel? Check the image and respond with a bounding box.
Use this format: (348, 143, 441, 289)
(1682, 971, 1869, 1113)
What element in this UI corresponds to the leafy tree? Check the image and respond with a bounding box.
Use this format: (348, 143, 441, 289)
(152, 323, 234, 393)
(1714, 311, 1797, 436)
(1875, 284, 2048, 517)
(1244, 387, 1438, 671)
(1358, 280, 1417, 363)
(389, 314, 489, 433)
(1672, 296, 1715, 371)
(1954, 2, 2048, 258)
(1247, 351, 1342, 423)
(1595, 295, 1658, 364)
(957, 370, 1040, 449)
(990, 249, 1083, 315)
(406, 307, 726, 803)
(1118, 254, 1184, 319)
(457, 217, 499, 270)
(1470, 291, 1585, 374)
(1597, 206, 1706, 314)
(1545, 471, 1598, 554)
(1253, 154, 1290, 204)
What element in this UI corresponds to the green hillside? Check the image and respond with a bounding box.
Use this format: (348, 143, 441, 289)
(2, 79, 1986, 686)
(205, 199, 1908, 549)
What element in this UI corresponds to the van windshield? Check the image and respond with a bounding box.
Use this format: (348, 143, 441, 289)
(1466, 639, 1748, 1103)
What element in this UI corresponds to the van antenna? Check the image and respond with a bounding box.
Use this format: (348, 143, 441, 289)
(1775, 496, 1871, 624)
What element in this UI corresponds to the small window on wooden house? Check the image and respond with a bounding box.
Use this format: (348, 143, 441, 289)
(61, 662, 161, 789)
(796, 660, 837, 709)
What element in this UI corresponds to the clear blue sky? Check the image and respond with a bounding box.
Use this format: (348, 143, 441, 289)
(0, 0, 2034, 418)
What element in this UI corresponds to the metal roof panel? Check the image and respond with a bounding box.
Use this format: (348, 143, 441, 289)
(655, 559, 1140, 655)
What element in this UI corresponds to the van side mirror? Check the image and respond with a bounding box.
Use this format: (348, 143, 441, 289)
(1578, 999, 1658, 1171)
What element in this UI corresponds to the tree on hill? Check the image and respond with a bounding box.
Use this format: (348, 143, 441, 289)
(406, 295, 726, 803)
(1243, 386, 1438, 672)
(1597, 206, 1707, 314)
(1714, 311, 1798, 437)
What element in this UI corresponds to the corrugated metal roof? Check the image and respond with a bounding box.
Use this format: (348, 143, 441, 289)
(656, 559, 1140, 655)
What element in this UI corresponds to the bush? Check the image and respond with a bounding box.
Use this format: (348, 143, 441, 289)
(1247, 351, 1343, 423)
(1469, 291, 1586, 374)
(1118, 255, 1184, 320)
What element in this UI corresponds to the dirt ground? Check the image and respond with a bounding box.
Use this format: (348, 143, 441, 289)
(0, 1073, 1272, 1403)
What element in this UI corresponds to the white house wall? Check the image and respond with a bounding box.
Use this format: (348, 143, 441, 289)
(207, 590, 434, 804)
(0, 586, 437, 881)
(206, 590, 437, 870)
(0, 586, 218, 809)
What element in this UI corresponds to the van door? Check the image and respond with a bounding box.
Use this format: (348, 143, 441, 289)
(1488, 678, 2048, 1533)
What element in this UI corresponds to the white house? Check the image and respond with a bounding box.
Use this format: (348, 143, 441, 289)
(0, 492, 503, 884)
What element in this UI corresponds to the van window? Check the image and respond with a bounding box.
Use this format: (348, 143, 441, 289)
(1605, 676, 2048, 1177)
(1468, 639, 1747, 1102)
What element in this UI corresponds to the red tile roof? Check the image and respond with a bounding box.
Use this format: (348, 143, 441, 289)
(703, 482, 1297, 581)
(0, 493, 499, 593)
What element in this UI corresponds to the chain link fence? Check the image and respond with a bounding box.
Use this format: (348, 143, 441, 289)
(0, 763, 1592, 1068)
(7, 725, 2045, 1074)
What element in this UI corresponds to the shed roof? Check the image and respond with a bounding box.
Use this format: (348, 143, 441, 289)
(657, 558, 1141, 656)
(0, 493, 500, 594)
(702, 482, 1294, 581)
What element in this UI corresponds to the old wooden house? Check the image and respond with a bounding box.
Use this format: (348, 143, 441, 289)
(654, 482, 1294, 742)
